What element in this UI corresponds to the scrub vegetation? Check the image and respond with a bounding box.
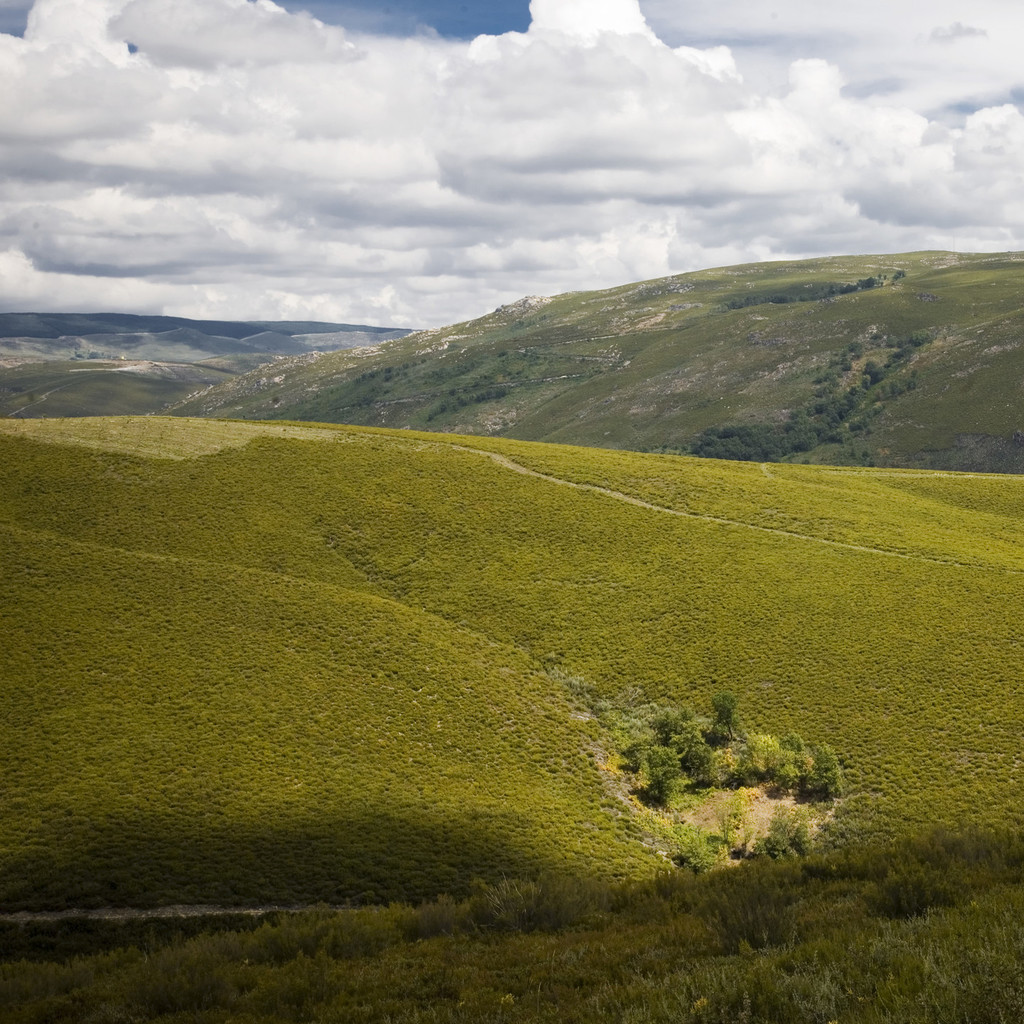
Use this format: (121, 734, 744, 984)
(168, 250, 1024, 472)
(5, 833, 1024, 1022)
(3, 415, 1024, 1019)
(558, 677, 842, 868)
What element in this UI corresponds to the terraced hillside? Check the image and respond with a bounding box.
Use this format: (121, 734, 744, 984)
(170, 251, 1024, 472)
(3, 416, 1024, 913)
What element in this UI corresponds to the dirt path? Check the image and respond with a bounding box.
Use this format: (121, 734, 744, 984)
(0, 903, 340, 923)
(7, 379, 81, 417)
(446, 442, 1022, 574)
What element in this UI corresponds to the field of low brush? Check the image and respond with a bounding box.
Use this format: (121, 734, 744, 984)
(2, 416, 1023, 910)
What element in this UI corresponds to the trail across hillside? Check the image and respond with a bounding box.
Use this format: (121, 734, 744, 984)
(7, 379, 80, 417)
(0, 904, 335, 923)
(446, 441, 1020, 574)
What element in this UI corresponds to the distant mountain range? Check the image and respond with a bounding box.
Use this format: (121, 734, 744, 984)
(0, 312, 412, 363)
(169, 250, 1024, 473)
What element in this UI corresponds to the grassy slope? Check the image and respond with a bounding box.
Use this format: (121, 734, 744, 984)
(2, 417, 1024, 911)
(170, 251, 1024, 471)
(0, 423, 647, 909)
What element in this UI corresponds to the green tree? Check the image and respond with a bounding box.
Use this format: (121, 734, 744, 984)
(711, 690, 740, 741)
(672, 720, 715, 787)
(641, 745, 681, 804)
(757, 807, 811, 859)
(739, 733, 784, 785)
(805, 743, 843, 799)
(651, 706, 695, 747)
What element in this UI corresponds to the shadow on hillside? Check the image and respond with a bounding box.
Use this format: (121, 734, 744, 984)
(1, 804, 577, 912)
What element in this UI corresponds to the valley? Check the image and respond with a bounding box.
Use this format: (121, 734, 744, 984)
(4, 416, 1024, 912)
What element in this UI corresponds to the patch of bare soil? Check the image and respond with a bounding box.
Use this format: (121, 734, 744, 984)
(684, 786, 796, 835)
(679, 785, 832, 862)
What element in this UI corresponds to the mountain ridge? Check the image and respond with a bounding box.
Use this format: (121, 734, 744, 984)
(0, 311, 413, 363)
(168, 250, 1024, 472)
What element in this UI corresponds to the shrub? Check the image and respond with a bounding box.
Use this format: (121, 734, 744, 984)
(641, 745, 683, 804)
(804, 744, 843, 799)
(757, 808, 811, 859)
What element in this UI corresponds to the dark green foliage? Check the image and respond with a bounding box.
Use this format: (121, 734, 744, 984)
(805, 743, 844, 799)
(711, 690, 740, 741)
(672, 827, 720, 873)
(651, 706, 696, 745)
(672, 719, 716, 787)
(721, 276, 878, 309)
(641, 744, 683, 803)
(596, 686, 837, 819)
(689, 330, 935, 464)
(870, 860, 959, 919)
(757, 807, 812, 859)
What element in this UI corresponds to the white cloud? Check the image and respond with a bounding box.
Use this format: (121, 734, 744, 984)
(112, 0, 358, 69)
(529, 0, 656, 42)
(0, 0, 1023, 327)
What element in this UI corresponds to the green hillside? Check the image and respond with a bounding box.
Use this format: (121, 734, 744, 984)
(170, 251, 1024, 472)
(0, 359, 245, 419)
(3, 416, 1024, 916)
(6, 415, 1024, 1021)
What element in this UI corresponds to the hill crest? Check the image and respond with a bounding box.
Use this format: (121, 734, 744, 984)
(165, 250, 1024, 473)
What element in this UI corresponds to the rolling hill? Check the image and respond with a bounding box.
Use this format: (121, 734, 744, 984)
(3, 415, 1024, 912)
(0, 312, 411, 363)
(5, 414, 1024, 1020)
(169, 251, 1024, 472)
(0, 313, 413, 420)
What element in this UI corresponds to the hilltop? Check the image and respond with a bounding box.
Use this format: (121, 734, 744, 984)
(169, 251, 1024, 472)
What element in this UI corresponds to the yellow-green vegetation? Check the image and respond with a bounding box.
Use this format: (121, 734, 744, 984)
(168, 251, 1024, 472)
(3, 415, 1024, 917)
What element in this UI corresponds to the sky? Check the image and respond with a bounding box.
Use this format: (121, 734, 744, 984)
(1, 0, 1023, 328)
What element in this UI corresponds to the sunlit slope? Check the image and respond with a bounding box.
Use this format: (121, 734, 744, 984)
(0, 424, 653, 910)
(169, 251, 1024, 471)
(3, 417, 1024, 909)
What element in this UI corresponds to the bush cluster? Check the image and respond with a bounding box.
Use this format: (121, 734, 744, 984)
(612, 692, 843, 804)
(690, 330, 928, 464)
(721, 276, 881, 309)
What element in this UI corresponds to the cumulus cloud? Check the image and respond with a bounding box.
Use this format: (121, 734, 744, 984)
(112, 0, 358, 68)
(529, 0, 656, 42)
(0, 0, 1023, 326)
